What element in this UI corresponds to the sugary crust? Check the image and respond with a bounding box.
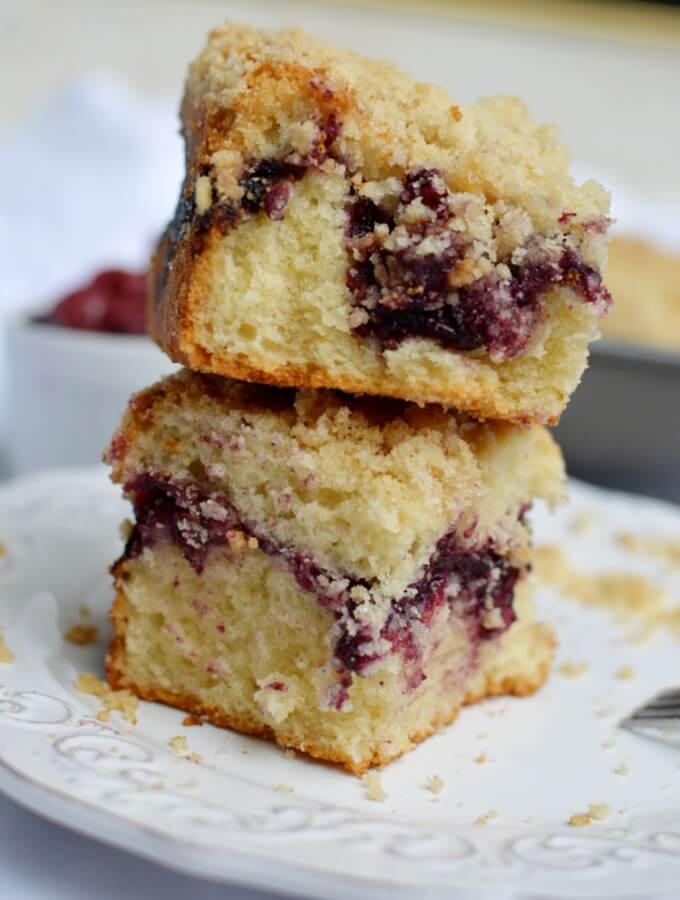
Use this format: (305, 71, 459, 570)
(107, 586, 554, 774)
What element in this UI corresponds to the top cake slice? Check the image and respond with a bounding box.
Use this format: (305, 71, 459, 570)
(150, 23, 612, 424)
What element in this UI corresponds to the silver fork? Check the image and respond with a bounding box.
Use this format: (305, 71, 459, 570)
(619, 688, 680, 749)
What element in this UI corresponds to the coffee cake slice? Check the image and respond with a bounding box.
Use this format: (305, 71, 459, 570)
(150, 23, 611, 424)
(106, 369, 563, 772)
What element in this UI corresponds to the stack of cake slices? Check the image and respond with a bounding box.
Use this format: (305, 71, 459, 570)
(105, 24, 611, 773)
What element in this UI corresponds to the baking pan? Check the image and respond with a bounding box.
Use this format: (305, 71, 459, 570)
(554, 339, 680, 503)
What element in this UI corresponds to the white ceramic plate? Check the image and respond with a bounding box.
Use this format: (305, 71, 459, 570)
(0, 468, 679, 900)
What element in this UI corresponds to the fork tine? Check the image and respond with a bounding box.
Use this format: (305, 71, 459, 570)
(631, 697, 680, 712)
(626, 689, 680, 717)
(623, 707, 680, 722)
(619, 688, 680, 748)
(645, 689, 680, 704)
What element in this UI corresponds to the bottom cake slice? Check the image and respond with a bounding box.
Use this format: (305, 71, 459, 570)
(105, 370, 563, 773)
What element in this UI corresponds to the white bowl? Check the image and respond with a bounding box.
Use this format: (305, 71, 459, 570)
(5, 312, 177, 475)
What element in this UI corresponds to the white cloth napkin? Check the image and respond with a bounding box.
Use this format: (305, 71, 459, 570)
(0, 72, 182, 317)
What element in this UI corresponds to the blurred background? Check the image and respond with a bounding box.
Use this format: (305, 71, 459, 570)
(1, 0, 679, 496)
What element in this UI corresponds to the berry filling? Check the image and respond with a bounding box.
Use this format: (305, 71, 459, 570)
(346, 168, 611, 361)
(197, 115, 342, 226)
(119, 475, 523, 700)
(39, 270, 147, 335)
(176, 117, 610, 364)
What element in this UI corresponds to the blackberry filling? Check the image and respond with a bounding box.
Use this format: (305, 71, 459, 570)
(346, 167, 611, 361)
(183, 118, 608, 363)
(120, 475, 522, 697)
(196, 115, 342, 227)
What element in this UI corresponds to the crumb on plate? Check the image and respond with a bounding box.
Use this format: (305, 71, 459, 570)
(534, 544, 679, 641)
(568, 803, 610, 827)
(615, 665, 635, 681)
(75, 673, 138, 724)
(0, 633, 15, 664)
(569, 512, 597, 536)
(425, 775, 444, 794)
(615, 532, 680, 567)
(182, 713, 203, 726)
(362, 771, 387, 802)
(474, 810, 497, 826)
(558, 660, 589, 678)
(168, 734, 203, 763)
(64, 624, 100, 646)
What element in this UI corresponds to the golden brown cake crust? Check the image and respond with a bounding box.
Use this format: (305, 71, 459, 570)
(107, 586, 554, 774)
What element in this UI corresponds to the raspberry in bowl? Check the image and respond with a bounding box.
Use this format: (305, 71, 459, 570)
(6, 268, 177, 474)
(39, 269, 147, 335)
